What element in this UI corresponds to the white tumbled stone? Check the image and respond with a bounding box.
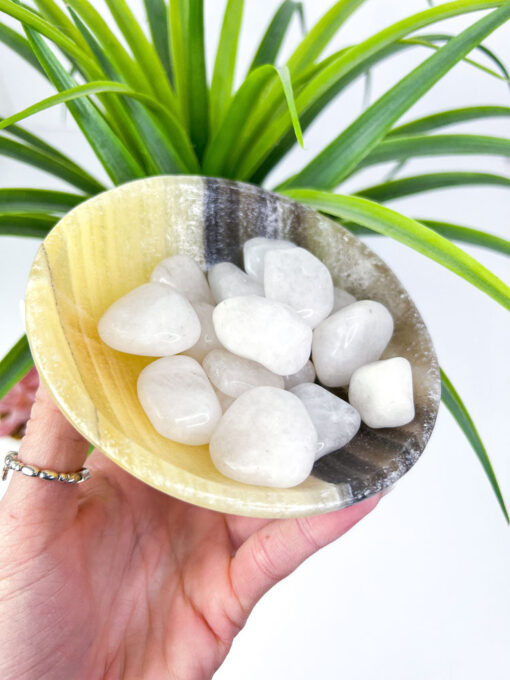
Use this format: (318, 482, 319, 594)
(243, 236, 296, 282)
(98, 282, 201, 356)
(209, 386, 317, 488)
(208, 262, 263, 303)
(348, 357, 414, 429)
(291, 383, 360, 459)
(137, 356, 222, 445)
(183, 302, 223, 362)
(264, 247, 334, 328)
(283, 360, 316, 390)
(203, 348, 284, 398)
(312, 300, 394, 387)
(332, 287, 356, 312)
(213, 296, 312, 376)
(150, 254, 214, 304)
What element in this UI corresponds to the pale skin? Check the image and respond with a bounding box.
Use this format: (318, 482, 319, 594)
(0, 386, 379, 680)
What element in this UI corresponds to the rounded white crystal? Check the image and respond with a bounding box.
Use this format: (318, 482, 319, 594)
(208, 261, 263, 303)
(183, 302, 223, 362)
(348, 357, 415, 429)
(209, 386, 317, 488)
(137, 355, 221, 445)
(214, 388, 236, 413)
(264, 246, 334, 328)
(332, 287, 356, 312)
(98, 282, 201, 356)
(150, 254, 214, 304)
(213, 295, 312, 376)
(203, 348, 284, 398)
(291, 382, 361, 459)
(243, 236, 296, 282)
(312, 300, 394, 387)
(283, 360, 316, 390)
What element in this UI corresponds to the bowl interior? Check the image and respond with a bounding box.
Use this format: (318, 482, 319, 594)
(25, 176, 440, 518)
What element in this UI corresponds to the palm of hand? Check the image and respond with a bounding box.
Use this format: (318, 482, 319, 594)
(0, 388, 378, 680)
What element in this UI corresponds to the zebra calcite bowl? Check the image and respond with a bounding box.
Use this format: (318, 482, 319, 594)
(24, 176, 440, 518)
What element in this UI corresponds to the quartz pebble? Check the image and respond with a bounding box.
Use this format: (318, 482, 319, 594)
(312, 300, 394, 387)
(332, 287, 356, 312)
(209, 387, 317, 487)
(283, 360, 316, 390)
(137, 356, 222, 445)
(243, 237, 296, 282)
(264, 247, 334, 328)
(291, 383, 360, 459)
(151, 254, 214, 304)
(348, 357, 414, 429)
(183, 302, 223, 362)
(98, 282, 201, 356)
(203, 348, 284, 398)
(208, 262, 263, 303)
(213, 295, 312, 376)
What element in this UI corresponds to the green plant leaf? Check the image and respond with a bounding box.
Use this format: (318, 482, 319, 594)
(169, 0, 190, 125)
(187, 0, 209, 159)
(210, 0, 244, 134)
(203, 64, 303, 175)
(32, 0, 94, 54)
(0, 335, 33, 400)
(236, 0, 510, 182)
(0, 22, 45, 74)
(278, 5, 510, 190)
(358, 134, 510, 169)
(248, 0, 304, 72)
(24, 28, 145, 185)
(389, 105, 510, 136)
(0, 212, 56, 237)
(0, 136, 106, 194)
(0, 0, 99, 74)
(441, 368, 509, 523)
(103, 0, 177, 114)
(420, 219, 510, 256)
(356, 172, 510, 202)
(286, 0, 366, 74)
(416, 32, 510, 85)
(276, 65, 303, 147)
(342, 218, 510, 257)
(0, 188, 86, 213)
(282, 189, 510, 311)
(144, 0, 173, 84)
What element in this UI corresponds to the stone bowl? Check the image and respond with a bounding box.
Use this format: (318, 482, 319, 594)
(24, 176, 441, 518)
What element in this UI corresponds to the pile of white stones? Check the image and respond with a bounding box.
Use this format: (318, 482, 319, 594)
(98, 237, 415, 489)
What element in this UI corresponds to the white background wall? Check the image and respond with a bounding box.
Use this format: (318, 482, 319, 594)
(1, 1, 509, 678)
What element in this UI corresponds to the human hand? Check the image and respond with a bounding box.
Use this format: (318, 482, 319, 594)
(0, 386, 379, 680)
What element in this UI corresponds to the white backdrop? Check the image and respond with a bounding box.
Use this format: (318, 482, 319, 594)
(1, 1, 509, 678)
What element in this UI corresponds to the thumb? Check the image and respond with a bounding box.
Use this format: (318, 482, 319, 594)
(2, 384, 90, 529)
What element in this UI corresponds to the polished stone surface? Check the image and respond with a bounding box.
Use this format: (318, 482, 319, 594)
(210, 387, 317, 487)
(291, 382, 361, 459)
(283, 360, 316, 390)
(98, 282, 201, 356)
(25, 175, 440, 517)
(264, 246, 334, 328)
(213, 295, 312, 376)
(203, 348, 284, 397)
(243, 236, 296, 282)
(137, 356, 222, 445)
(312, 300, 394, 387)
(208, 261, 263, 302)
(150, 254, 214, 304)
(183, 302, 223, 363)
(348, 357, 415, 429)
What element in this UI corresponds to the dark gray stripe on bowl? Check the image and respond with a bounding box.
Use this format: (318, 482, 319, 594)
(204, 178, 241, 266)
